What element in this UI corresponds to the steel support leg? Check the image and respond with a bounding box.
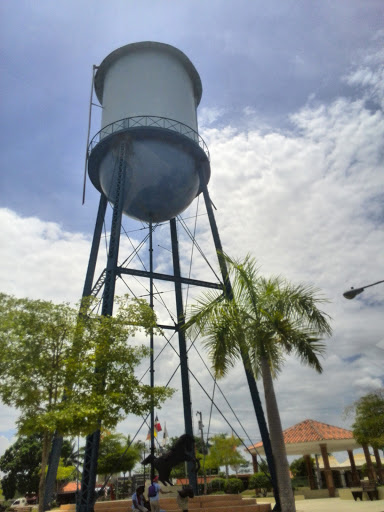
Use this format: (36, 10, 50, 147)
(149, 221, 155, 482)
(78, 141, 127, 512)
(170, 217, 198, 495)
(198, 172, 281, 511)
(44, 194, 108, 510)
(43, 435, 63, 510)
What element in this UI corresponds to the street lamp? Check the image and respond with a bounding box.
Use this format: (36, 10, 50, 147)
(343, 279, 384, 299)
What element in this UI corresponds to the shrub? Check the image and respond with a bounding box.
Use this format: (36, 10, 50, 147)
(248, 472, 272, 496)
(207, 478, 226, 494)
(225, 478, 243, 494)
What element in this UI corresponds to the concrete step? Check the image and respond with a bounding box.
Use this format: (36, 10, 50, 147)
(153, 497, 249, 509)
(59, 496, 271, 512)
(165, 506, 271, 512)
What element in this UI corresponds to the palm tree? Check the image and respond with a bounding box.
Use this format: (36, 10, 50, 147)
(186, 254, 332, 512)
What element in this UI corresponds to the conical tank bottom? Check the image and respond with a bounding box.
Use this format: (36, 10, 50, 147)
(88, 127, 210, 223)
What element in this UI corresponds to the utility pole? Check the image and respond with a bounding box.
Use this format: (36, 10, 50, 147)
(196, 411, 207, 494)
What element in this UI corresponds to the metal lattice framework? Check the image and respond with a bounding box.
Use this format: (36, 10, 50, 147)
(88, 116, 210, 160)
(44, 133, 282, 512)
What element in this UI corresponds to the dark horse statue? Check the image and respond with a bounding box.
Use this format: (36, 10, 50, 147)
(141, 433, 200, 486)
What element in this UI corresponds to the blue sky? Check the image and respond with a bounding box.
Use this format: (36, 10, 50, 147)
(0, 1, 383, 464)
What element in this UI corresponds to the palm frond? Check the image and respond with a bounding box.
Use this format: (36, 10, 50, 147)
(202, 315, 242, 378)
(185, 252, 331, 383)
(290, 331, 326, 373)
(282, 282, 332, 336)
(184, 289, 225, 335)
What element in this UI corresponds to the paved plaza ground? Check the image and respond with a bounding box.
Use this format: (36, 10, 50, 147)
(257, 497, 384, 512)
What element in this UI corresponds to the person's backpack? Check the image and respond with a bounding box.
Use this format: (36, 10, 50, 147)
(148, 484, 157, 498)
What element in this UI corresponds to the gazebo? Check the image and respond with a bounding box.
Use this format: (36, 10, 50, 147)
(248, 419, 383, 496)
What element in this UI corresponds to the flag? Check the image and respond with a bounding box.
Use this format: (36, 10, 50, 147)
(146, 415, 161, 440)
(162, 422, 169, 447)
(146, 428, 157, 440)
(155, 415, 162, 433)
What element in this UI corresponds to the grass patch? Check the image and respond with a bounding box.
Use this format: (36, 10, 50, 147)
(241, 490, 256, 496)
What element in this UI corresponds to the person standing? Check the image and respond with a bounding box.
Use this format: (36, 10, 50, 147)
(148, 476, 171, 512)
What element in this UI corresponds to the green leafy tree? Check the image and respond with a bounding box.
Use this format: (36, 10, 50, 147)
(194, 434, 209, 456)
(54, 458, 78, 492)
(0, 436, 76, 500)
(97, 432, 141, 477)
(0, 434, 42, 499)
(204, 434, 247, 479)
(249, 472, 272, 496)
(360, 461, 380, 478)
(186, 254, 332, 512)
(0, 293, 173, 512)
(345, 389, 384, 449)
(290, 457, 313, 478)
(55, 459, 77, 482)
(198, 452, 219, 477)
(289, 457, 313, 488)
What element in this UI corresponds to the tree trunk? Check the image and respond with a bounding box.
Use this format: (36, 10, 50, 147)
(39, 431, 53, 512)
(260, 356, 296, 512)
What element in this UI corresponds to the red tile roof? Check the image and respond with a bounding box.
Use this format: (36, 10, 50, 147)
(252, 419, 353, 449)
(61, 482, 81, 493)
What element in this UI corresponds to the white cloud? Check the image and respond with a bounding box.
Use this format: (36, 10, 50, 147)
(354, 376, 383, 391)
(198, 107, 226, 128)
(344, 45, 384, 109)
(0, 208, 91, 303)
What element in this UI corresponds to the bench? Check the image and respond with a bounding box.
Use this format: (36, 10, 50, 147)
(361, 480, 378, 501)
(351, 481, 378, 501)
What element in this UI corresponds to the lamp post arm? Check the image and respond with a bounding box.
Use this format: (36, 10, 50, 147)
(343, 279, 384, 299)
(363, 279, 384, 290)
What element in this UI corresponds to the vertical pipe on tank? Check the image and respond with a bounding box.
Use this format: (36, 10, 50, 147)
(83, 65, 98, 205)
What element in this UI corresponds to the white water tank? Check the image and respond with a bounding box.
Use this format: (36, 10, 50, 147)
(88, 42, 210, 223)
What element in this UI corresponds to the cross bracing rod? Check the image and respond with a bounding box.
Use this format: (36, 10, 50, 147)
(118, 267, 223, 290)
(90, 268, 106, 297)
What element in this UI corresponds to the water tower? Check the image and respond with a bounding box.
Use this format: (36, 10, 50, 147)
(79, 42, 224, 511)
(43, 42, 279, 512)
